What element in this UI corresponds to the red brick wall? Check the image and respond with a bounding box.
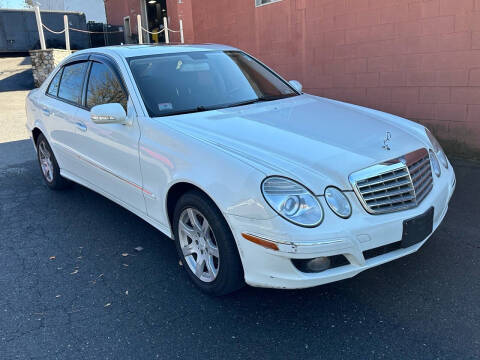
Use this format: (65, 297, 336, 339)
(165, 0, 195, 43)
(190, 0, 480, 157)
(104, 0, 140, 34)
(104, 0, 191, 42)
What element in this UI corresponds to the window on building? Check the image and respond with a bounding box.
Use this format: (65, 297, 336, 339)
(86, 62, 127, 110)
(255, 0, 281, 6)
(58, 62, 88, 105)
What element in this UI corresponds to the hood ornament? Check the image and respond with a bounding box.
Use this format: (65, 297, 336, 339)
(382, 131, 392, 151)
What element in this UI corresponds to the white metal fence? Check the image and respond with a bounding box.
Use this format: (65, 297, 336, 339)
(34, 6, 184, 51)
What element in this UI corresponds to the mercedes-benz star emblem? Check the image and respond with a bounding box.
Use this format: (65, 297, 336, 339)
(382, 131, 392, 151)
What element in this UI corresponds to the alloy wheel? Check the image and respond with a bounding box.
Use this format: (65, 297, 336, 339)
(38, 141, 54, 183)
(178, 207, 220, 282)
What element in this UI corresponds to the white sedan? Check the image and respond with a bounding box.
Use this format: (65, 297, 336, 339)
(26, 44, 456, 295)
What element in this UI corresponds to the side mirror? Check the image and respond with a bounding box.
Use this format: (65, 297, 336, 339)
(90, 103, 127, 124)
(289, 80, 303, 93)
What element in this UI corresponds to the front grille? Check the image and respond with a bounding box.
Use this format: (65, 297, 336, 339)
(350, 148, 433, 214)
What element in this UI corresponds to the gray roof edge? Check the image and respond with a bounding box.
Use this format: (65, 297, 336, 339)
(0, 8, 85, 15)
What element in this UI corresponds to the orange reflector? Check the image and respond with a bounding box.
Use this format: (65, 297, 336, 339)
(241, 233, 279, 251)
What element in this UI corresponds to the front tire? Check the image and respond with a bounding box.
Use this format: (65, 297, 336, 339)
(36, 134, 71, 190)
(173, 190, 244, 296)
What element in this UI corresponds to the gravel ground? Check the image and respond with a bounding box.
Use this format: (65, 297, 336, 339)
(0, 56, 479, 359)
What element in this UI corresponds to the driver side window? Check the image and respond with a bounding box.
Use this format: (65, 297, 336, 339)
(86, 62, 128, 110)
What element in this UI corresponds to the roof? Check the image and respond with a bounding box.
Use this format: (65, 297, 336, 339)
(75, 44, 239, 59)
(0, 8, 85, 15)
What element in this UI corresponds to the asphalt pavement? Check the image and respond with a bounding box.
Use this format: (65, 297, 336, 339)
(0, 56, 479, 359)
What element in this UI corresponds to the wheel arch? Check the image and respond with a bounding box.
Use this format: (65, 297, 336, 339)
(166, 181, 225, 235)
(165, 180, 246, 292)
(32, 127, 43, 145)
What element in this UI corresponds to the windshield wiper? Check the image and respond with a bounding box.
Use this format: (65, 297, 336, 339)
(214, 95, 294, 110)
(158, 95, 293, 117)
(257, 94, 297, 101)
(213, 98, 266, 110)
(162, 106, 210, 116)
(176, 98, 266, 114)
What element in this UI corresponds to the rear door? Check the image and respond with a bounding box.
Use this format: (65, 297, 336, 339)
(41, 59, 89, 172)
(72, 56, 146, 213)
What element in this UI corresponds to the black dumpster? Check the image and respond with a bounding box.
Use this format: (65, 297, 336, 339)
(0, 8, 89, 52)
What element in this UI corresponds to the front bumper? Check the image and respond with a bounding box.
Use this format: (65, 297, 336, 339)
(226, 163, 456, 289)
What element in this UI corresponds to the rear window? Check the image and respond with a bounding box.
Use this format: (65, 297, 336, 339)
(58, 62, 88, 105)
(47, 68, 63, 97)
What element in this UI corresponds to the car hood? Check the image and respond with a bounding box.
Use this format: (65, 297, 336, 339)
(162, 94, 428, 193)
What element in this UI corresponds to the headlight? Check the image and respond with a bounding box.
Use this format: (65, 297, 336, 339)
(426, 128, 448, 169)
(261, 177, 323, 227)
(429, 150, 441, 177)
(324, 186, 352, 219)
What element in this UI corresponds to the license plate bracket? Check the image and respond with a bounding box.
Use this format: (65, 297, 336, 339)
(401, 207, 434, 248)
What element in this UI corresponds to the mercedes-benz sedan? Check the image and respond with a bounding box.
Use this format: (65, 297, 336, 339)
(26, 44, 456, 295)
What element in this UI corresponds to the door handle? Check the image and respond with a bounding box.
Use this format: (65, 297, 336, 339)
(42, 108, 51, 116)
(75, 122, 87, 132)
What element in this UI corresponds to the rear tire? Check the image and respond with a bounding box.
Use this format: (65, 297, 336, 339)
(173, 190, 245, 296)
(36, 134, 71, 190)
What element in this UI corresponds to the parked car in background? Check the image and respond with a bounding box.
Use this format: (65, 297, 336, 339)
(25, 44, 456, 295)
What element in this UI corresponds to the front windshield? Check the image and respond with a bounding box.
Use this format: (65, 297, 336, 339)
(128, 50, 298, 117)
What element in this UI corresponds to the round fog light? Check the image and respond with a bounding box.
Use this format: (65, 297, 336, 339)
(325, 186, 352, 218)
(306, 257, 331, 272)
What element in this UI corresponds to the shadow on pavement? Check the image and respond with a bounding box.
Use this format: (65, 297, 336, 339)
(0, 68, 34, 92)
(0, 139, 35, 167)
(19, 56, 31, 66)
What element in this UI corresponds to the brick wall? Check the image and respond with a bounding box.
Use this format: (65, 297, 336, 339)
(104, 0, 140, 35)
(104, 0, 191, 43)
(166, 0, 195, 43)
(191, 0, 480, 158)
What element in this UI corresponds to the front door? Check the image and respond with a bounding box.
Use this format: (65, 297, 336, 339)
(73, 59, 146, 213)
